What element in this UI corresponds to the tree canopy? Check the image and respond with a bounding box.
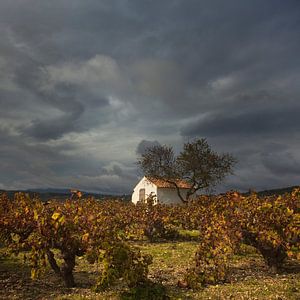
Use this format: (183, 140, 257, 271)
(138, 138, 236, 203)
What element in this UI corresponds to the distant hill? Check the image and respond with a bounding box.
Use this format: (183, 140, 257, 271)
(243, 186, 299, 197)
(0, 189, 131, 202)
(26, 188, 71, 194)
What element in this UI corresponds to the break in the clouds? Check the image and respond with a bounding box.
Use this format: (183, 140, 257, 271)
(1, 0, 300, 193)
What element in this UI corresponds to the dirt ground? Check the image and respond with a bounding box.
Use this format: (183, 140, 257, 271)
(1, 242, 300, 300)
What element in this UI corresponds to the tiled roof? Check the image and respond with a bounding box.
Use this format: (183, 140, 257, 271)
(146, 177, 191, 189)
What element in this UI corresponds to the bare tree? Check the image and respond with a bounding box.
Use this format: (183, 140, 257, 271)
(138, 138, 236, 203)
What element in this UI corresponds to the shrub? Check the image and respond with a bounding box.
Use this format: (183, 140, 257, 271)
(94, 242, 152, 291)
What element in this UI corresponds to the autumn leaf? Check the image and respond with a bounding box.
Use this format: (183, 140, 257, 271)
(52, 212, 60, 221)
(82, 233, 89, 242)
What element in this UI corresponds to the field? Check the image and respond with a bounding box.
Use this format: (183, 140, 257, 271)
(1, 191, 299, 299)
(1, 241, 300, 300)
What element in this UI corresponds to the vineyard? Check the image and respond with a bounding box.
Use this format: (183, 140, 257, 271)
(0, 190, 300, 299)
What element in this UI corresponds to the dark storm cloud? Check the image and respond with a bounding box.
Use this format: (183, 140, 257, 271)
(0, 0, 300, 193)
(0, 125, 137, 192)
(136, 140, 161, 156)
(182, 106, 300, 138)
(262, 151, 300, 176)
(23, 109, 84, 140)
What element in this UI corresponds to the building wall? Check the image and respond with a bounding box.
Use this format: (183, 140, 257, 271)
(131, 176, 157, 204)
(156, 188, 188, 204)
(132, 177, 191, 205)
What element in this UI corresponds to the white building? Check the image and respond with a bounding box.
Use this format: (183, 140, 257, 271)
(131, 176, 191, 205)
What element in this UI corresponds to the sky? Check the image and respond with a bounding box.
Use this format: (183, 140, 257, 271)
(1, 0, 300, 194)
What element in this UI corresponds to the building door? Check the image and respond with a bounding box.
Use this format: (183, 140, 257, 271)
(139, 188, 146, 202)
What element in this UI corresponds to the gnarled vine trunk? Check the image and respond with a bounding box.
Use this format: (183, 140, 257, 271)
(46, 249, 76, 287)
(61, 251, 76, 287)
(242, 230, 287, 272)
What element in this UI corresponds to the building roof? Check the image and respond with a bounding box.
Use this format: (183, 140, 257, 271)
(146, 177, 191, 189)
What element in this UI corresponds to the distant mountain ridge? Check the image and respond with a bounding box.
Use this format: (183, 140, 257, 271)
(0, 188, 131, 202)
(26, 188, 71, 194)
(255, 185, 299, 197)
(239, 185, 299, 197)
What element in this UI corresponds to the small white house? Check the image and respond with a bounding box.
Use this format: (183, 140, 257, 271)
(131, 176, 191, 205)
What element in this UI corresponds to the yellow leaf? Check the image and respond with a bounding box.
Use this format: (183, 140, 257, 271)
(58, 215, 66, 224)
(33, 210, 39, 221)
(31, 268, 37, 279)
(52, 212, 60, 221)
(82, 233, 89, 242)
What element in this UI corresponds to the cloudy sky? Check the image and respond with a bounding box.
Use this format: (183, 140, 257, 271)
(1, 0, 300, 194)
